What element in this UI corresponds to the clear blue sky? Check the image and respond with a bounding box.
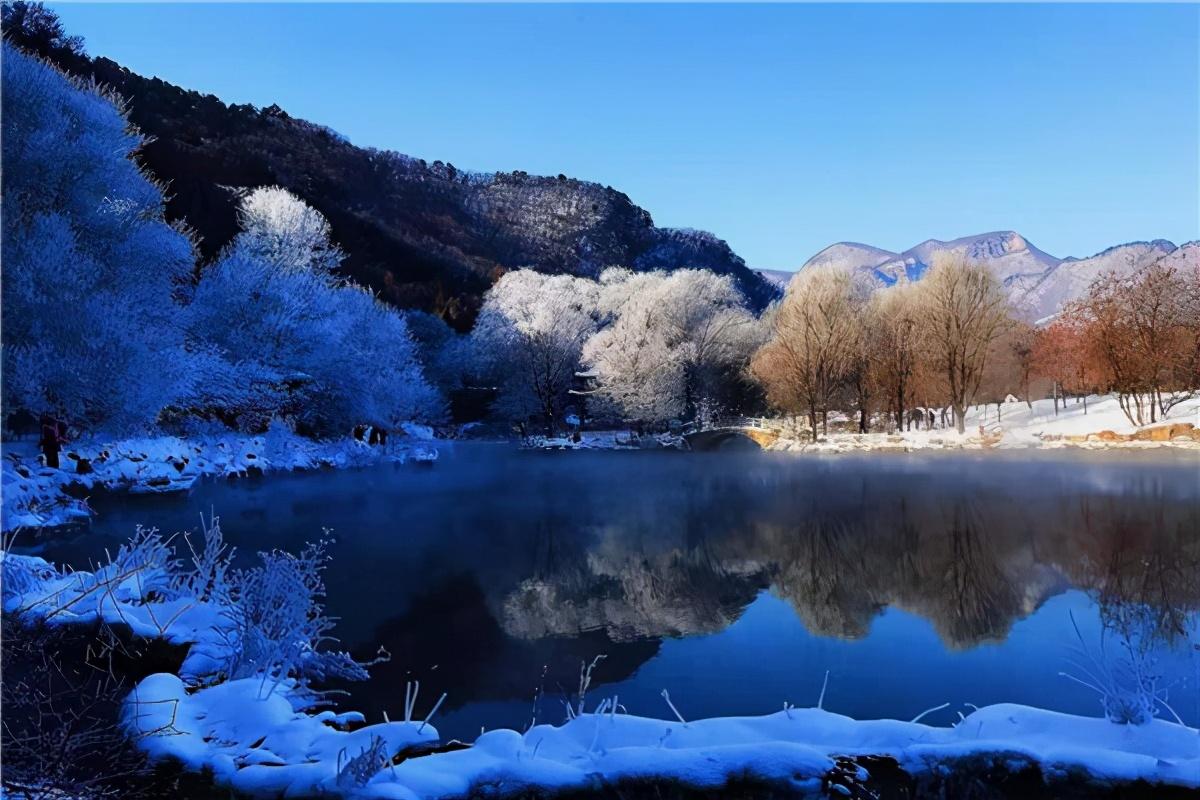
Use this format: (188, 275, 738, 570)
(52, 3, 1199, 268)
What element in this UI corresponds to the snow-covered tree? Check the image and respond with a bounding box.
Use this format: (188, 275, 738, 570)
(2, 43, 196, 431)
(185, 188, 442, 432)
(583, 268, 759, 423)
(319, 287, 444, 429)
(406, 310, 474, 394)
(230, 185, 344, 275)
(471, 270, 600, 427)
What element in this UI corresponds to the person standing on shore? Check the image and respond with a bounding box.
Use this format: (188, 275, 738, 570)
(39, 413, 66, 469)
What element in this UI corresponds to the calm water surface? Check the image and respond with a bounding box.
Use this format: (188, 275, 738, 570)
(22, 445, 1200, 741)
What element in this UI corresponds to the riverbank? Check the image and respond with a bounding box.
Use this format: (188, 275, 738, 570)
(1, 425, 438, 532)
(766, 394, 1200, 454)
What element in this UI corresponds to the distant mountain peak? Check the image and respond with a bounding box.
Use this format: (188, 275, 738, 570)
(795, 232, 1184, 321)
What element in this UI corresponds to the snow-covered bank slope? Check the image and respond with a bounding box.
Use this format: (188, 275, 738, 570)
(768, 395, 1200, 454)
(1, 426, 437, 532)
(794, 233, 1198, 322)
(123, 695, 1200, 798)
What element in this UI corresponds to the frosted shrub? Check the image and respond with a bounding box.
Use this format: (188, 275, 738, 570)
(106, 526, 180, 603)
(179, 515, 235, 606)
(227, 538, 369, 699)
(1061, 610, 1179, 726)
(1, 551, 57, 597)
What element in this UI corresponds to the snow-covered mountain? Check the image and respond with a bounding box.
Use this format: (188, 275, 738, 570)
(794, 232, 1191, 321)
(1017, 240, 1177, 322)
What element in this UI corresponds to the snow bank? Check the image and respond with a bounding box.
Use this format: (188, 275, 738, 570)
(144, 702, 1187, 799)
(125, 673, 437, 797)
(5, 528, 442, 798)
(1, 426, 438, 532)
(2, 544, 235, 680)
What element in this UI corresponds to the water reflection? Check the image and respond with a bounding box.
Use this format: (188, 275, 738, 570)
(499, 473, 1198, 651)
(23, 446, 1200, 739)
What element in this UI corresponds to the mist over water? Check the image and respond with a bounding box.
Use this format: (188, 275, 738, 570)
(24, 445, 1200, 741)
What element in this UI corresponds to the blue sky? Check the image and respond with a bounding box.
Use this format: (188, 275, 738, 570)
(53, 3, 1199, 268)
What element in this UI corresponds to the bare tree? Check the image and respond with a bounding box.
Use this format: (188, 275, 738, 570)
(867, 283, 921, 432)
(1070, 253, 1199, 425)
(918, 255, 1013, 433)
(751, 267, 858, 441)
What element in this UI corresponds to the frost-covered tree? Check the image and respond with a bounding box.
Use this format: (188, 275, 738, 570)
(471, 270, 600, 427)
(583, 268, 759, 423)
(320, 287, 445, 429)
(230, 185, 344, 275)
(185, 188, 442, 432)
(406, 310, 474, 394)
(1, 43, 196, 431)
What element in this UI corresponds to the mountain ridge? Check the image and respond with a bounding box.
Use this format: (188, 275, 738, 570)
(795, 232, 1188, 321)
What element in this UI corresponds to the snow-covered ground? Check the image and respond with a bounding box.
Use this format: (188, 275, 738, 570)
(1, 424, 438, 532)
(350, 703, 1199, 798)
(769, 394, 1200, 454)
(120, 687, 1200, 799)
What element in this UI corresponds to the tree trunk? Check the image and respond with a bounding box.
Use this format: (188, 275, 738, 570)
(954, 404, 966, 434)
(808, 410, 818, 443)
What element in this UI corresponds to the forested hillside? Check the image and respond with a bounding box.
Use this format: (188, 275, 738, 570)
(2, 5, 776, 328)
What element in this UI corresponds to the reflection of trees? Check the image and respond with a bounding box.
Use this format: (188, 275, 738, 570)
(342, 574, 658, 719)
(503, 546, 762, 641)
(770, 516, 886, 639)
(498, 471, 1199, 651)
(1074, 495, 1200, 646)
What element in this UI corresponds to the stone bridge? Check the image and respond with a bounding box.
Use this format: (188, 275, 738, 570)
(684, 423, 781, 451)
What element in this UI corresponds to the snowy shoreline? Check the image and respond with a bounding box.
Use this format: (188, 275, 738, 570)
(1, 426, 438, 533)
(760, 395, 1200, 455)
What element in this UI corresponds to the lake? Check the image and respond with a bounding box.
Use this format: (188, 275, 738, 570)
(19, 444, 1200, 742)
